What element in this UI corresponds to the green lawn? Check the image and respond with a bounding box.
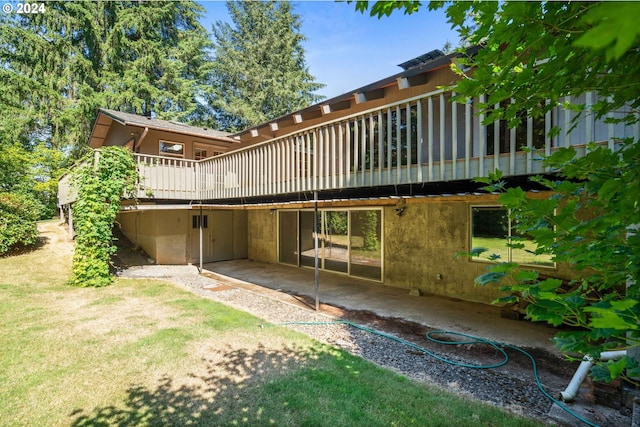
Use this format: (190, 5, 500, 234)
(0, 220, 543, 426)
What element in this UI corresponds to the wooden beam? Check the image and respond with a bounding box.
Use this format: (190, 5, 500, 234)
(353, 88, 385, 104)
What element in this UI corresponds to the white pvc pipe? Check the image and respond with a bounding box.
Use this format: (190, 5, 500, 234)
(560, 350, 627, 402)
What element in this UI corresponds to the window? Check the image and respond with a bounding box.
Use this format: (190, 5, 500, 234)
(194, 147, 208, 160)
(471, 206, 553, 267)
(159, 141, 184, 157)
(279, 208, 382, 281)
(192, 215, 208, 229)
(194, 144, 221, 160)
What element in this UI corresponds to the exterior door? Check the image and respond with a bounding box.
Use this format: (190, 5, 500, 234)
(210, 210, 233, 261)
(190, 210, 234, 263)
(190, 213, 211, 264)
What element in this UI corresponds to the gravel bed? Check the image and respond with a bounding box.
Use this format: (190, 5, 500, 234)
(117, 265, 622, 426)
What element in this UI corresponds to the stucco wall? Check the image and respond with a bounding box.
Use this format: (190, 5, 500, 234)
(247, 209, 277, 263)
(383, 198, 575, 305)
(383, 201, 497, 304)
(233, 210, 249, 259)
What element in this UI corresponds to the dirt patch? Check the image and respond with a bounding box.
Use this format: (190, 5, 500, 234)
(292, 293, 576, 390)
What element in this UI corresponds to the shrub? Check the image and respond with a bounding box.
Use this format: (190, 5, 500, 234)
(68, 147, 138, 287)
(0, 192, 41, 254)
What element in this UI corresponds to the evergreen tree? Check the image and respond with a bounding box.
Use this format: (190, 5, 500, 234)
(0, 0, 213, 156)
(209, 1, 325, 131)
(0, 1, 214, 219)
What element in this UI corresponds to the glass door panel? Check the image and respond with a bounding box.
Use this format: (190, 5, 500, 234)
(323, 211, 349, 273)
(299, 211, 317, 268)
(350, 210, 382, 280)
(278, 211, 298, 265)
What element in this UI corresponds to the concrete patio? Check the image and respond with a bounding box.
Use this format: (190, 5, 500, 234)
(202, 259, 561, 354)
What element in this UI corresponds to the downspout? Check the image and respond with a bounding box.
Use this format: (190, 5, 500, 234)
(199, 205, 203, 274)
(314, 191, 319, 311)
(560, 350, 627, 402)
(134, 127, 149, 152)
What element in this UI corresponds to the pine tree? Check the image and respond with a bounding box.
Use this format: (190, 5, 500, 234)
(0, 0, 213, 157)
(208, 0, 324, 131)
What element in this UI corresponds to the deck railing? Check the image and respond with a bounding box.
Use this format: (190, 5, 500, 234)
(58, 90, 637, 205)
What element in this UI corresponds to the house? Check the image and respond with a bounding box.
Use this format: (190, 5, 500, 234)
(58, 49, 637, 305)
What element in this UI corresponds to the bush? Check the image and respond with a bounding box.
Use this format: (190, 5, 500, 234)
(68, 147, 138, 287)
(0, 192, 41, 254)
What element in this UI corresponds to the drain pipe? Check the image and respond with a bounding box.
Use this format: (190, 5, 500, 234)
(560, 350, 627, 402)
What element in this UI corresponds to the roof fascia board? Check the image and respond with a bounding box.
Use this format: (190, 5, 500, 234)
(235, 53, 457, 138)
(97, 109, 237, 144)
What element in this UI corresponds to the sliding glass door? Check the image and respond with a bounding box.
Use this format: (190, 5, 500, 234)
(278, 210, 298, 265)
(349, 210, 382, 280)
(278, 209, 382, 281)
(323, 211, 349, 273)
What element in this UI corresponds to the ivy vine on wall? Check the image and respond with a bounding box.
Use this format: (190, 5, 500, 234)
(68, 147, 138, 287)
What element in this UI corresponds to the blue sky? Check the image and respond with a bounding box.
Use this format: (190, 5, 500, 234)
(200, 1, 458, 100)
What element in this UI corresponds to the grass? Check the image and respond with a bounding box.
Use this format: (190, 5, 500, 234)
(472, 237, 554, 266)
(0, 220, 543, 426)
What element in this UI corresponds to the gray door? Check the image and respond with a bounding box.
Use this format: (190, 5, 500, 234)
(190, 210, 234, 263)
(210, 210, 234, 261)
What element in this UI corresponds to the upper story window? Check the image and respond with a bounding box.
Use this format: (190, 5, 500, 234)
(194, 147, 208, 160)
(159, 141, 184, 157)
(194, 144, 223, 161)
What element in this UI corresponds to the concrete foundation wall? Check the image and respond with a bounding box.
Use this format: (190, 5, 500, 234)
(247, 209, 277, 263)
(153, 210, 188, 264)
(117, 210, 157, 260)
(117, 210, 188, 265)
(119, 208, 247, 265)
(383, 201, 496, 304)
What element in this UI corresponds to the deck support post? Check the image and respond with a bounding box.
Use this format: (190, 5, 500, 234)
(199, 205, 203, 274)
(314, 191, 319, 311)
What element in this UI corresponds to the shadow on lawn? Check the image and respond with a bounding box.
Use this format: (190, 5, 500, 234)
(1, 236, 49, 258)
(69, 343, 328, 426)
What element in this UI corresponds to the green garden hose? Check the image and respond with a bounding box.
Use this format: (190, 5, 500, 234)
(268, 320, 602, 427)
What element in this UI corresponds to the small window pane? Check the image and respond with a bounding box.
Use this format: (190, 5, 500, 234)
(195, 147, 207, 160)
(471, 207, 509, 262)
(510, 226, 554, 266)
(192, 215, 208, 229)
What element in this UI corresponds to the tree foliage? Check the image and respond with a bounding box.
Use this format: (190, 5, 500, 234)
(69, 147, 138, 287)
(0, 0, 213, 219)
(356, 1, 640, 382)
(208, 0, 324, 131)
(0, 192, 41, 255)
(0, 1, 213, 157)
